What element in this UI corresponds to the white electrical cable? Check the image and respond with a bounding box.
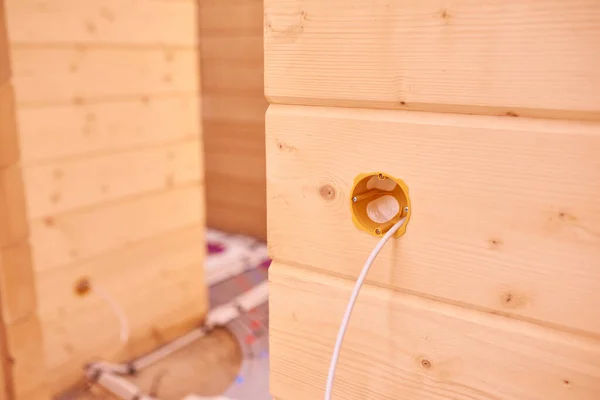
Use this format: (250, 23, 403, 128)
(324, 217, 407, 400)
(92, 284, 130, 344)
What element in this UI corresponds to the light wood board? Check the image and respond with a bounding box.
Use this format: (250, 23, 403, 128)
(23, 138, 203, 219)
(10, 47, 198, 106)
(200, 0, 267, 240)
(17, 95, 200, 165)
(5, 0, 198, 46)
(266, 104, 600, 337)
(264, 0, 600, 120)
(3, 0, 207, 396)
(270, 263, 600, 400)
(1, 1, 50, 396)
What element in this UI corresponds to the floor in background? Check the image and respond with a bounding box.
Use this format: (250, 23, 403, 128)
(62, 229, 270, 400)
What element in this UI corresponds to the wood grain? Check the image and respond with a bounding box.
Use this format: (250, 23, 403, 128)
(5, 0, 197, 46)
(11, 47, 197, 105)
(202, 36, 263, 62)
(201, 1, 267, 240)
(0, 0, 8, 83)
(0, 241, 36, 324)
(0, 2, 50, 396)
(17, 95, 200, 164)
(270, 263, 600, 400)
(202, 63, 264, 96)
(266, 105, 600, 336)
(30, 184, 204, 271)
(3, 0, 206, 396)
(200, 0, 263, 35)
(23, 138, 203, 218)
(264, 0, 600, 120)
(38, 227, 207, 393)
(204, 93, 267, 123)
(5, 317, 50, 400)
(0, 3, 15, 393)
(0, 83, 18, 168)
(0, 165, 29, 248)
(35, 226, 204, 322)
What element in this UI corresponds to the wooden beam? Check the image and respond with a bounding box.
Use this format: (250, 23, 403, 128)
(270, 263, 600, 400)
(265, 0, 600, 120)
(5, 0, 198, 46)
(266, 104, 600, 337)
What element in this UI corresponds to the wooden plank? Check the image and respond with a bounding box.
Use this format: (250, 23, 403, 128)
(204, 121, 265, 150)
(0, 83, 17, 169)
(206, 174, 266, 211)
(205, 145, 265, 184)
(202, 63, 264, 96)
(264, 0, 600, 120)
(23, 138, 203, 218)
(11, 47, 198, 105)
(270, 263, 600, 400)
(0, 2, 15, 395)
(30, 184, 204, 271)
(206, 200, 266, 241)
(200, 0, 267, 240)
(204, 93, 267, 123)
(0, 165, 29, 247)
(206, 173, 266, 240)
(5, 317, 50, 400)
(5, 0, 197, 46)
(35, 226, 205, 322)
(199, 0, 263, 36)
(204, 121, 267, 239)
(266, 105, 600, 336)
(0, 0, 9, 84)
(17, 95, 200, 164)
(0, 242, 36, 325)
(201, 36, 263, 62)
(34, 226, 207, 393)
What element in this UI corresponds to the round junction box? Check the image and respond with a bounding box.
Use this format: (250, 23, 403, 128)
(350, 172, 411, 238)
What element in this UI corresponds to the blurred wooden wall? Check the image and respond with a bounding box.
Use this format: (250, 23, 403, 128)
(2, 0, 207, 396)
(0, 1, 50, 398)
(200, 0, 267, 240)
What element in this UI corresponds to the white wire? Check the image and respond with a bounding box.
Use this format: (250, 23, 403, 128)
(324, 217, 407, 400)
(92, 284, 130, 344)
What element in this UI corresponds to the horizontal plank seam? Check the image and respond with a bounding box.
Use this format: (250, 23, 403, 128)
(203, 88, 265, 97)
(38, 262, 206, 324)
(265, 103, 600, 133)
(10, 43, 197, 50)
(28, 180, 205, 223)
(21, 135, 201, 168)
(199, 29, 264, 36)
(208, 198, 266, 211)
(34, 223, 205, 275)
(270, 256, 600, 342)
(16, 91, 198, 109)
(265, 98, 600, 123)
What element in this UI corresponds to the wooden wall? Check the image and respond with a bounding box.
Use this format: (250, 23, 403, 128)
(200, 0, 267, 240)
(266, 0, 600, 399)
(2, 0, 207, 396)
(0, 1, 50, 398)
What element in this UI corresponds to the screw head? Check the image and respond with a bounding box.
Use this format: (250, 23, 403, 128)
(352, 196, 358, 203)
(375, 228, 382, 235)
(404, 206, 409, 213)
